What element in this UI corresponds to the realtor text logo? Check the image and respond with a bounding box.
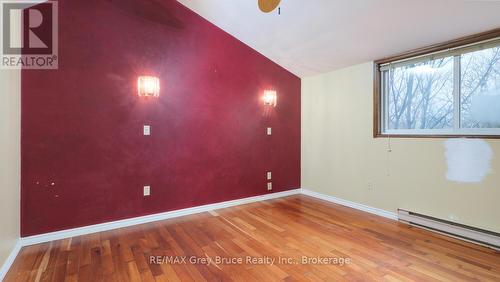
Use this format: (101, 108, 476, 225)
(1, 0, 58, 69)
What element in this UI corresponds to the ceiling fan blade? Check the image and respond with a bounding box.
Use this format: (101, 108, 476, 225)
(258, 0, 281, 13)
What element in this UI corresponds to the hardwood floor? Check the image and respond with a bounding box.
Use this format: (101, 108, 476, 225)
(5, 195, 500, 281)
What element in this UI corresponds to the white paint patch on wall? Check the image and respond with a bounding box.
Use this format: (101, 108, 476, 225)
(444, 139, 493, 183)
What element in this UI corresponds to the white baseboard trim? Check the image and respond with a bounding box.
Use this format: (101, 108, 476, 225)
(20, 189, 301, 247)
(0, 239, 22, 281)
(301, 189, 398, 220)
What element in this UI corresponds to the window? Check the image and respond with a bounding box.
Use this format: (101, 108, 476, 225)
(375, 30, 500, 137)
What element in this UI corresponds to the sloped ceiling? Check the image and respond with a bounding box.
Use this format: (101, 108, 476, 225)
(178, 0, 500, 77)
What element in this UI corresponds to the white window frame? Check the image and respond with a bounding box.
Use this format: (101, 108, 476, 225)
(379, 37, 500, 137)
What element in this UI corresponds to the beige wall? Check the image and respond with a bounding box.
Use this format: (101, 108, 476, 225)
(302, 62, 500, 233)
(0, 67, 21, 267)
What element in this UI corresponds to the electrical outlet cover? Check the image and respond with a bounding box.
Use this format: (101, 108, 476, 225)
(143, 125, 151, 136)
(143, 185, 151, 196)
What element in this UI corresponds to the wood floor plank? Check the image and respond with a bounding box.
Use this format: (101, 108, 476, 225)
(4, 195, 500, 281)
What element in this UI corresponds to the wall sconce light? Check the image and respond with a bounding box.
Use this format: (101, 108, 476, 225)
(263, 90, 277, 107)
(138, 76, 160, 97)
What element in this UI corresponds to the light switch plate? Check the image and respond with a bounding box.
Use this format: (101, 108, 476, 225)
(143, 125, 151, 136)
(267, 171, 272, 180)
(267, 182, 272, 191)
(143, 186, 151, 196)
(267, 127, 272, 135)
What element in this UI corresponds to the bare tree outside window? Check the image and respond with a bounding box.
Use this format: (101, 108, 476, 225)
(461, 47, 500, 128)
(388, 57, 454, 130)
(381, 42, 500, 135)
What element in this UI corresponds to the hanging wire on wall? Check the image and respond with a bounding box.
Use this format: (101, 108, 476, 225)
(386, 134, 392, 177)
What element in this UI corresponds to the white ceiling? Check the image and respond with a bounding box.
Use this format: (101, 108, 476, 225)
(178, 0, 500, 77)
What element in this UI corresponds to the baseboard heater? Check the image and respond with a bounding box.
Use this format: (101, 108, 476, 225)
(397, 209, 500, 250)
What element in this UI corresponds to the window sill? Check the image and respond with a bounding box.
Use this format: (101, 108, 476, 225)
(374, 133, 500, 139)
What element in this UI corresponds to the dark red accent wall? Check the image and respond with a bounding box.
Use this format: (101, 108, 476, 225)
(21, 0, 300, 236)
